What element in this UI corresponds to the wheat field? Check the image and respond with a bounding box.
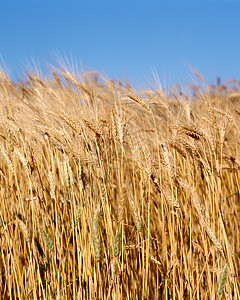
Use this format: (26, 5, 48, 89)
(0, 67, 239, 299)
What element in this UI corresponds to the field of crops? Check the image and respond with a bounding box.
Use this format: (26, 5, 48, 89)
(0, 68, 239, 299)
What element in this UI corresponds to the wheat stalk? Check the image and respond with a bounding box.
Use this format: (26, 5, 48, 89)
(91, 208, 101, 262)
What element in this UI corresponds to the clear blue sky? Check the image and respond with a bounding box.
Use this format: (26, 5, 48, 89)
(0, 0, 239, 88)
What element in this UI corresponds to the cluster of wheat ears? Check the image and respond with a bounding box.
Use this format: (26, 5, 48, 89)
(0, 66, 239, 299)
